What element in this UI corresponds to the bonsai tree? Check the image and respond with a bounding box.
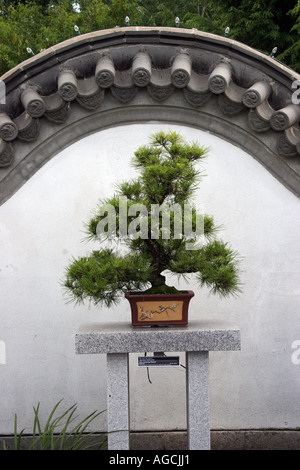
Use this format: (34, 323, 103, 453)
(64, 130, 241, 308)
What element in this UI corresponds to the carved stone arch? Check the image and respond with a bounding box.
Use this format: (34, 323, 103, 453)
(0, 26, 300, 204)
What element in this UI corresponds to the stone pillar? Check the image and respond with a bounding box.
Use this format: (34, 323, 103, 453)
(186, 351, 210, 450)
(107, 353, 130, 450)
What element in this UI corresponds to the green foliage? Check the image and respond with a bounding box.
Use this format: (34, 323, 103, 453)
(107, 0, 143, 27)
(38, 1, 82, 50)
(64, 131, 241, 308)
(0, 2, 45, 73)
(277, 1, 300, 72)
(138, 0, 224, 33)
(0, 0, 299, 75)
(132, 130, 207, 206)
(136, 0, 299, 71)
(75, 0, 112, 32)
(65, 249, 152, 307)
(2, 399, 107, 450)
(215, 0, 297, 57)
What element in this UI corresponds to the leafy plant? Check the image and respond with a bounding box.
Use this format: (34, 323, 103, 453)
(2, 399, 107, 450)
(64, 130, 241, 309)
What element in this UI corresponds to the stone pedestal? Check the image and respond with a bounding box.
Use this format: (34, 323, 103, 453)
(75, 320, 241, 450)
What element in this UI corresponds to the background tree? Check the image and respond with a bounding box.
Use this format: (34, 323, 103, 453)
(0, 2, 45, 72)
(277, 0, 300, 72)
(214, 0, 297, 56)
(0, 0, 299, 75)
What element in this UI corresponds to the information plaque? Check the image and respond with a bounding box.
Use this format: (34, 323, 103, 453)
(138, 355, 180, 367)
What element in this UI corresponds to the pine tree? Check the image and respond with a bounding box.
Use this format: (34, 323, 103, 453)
(64, 131, 241, 308)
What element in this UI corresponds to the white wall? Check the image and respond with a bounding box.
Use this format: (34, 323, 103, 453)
(0, 123, 299, 434)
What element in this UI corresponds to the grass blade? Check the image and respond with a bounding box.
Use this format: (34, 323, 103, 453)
(8, 400, 108, 450)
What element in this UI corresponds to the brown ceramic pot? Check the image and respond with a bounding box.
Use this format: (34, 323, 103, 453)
(125, 290, 194, 327)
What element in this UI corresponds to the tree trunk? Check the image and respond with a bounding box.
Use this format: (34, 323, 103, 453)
(150, 271, 166, 288)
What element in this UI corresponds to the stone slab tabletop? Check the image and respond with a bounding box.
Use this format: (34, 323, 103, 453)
(75, 320, 241, 354)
